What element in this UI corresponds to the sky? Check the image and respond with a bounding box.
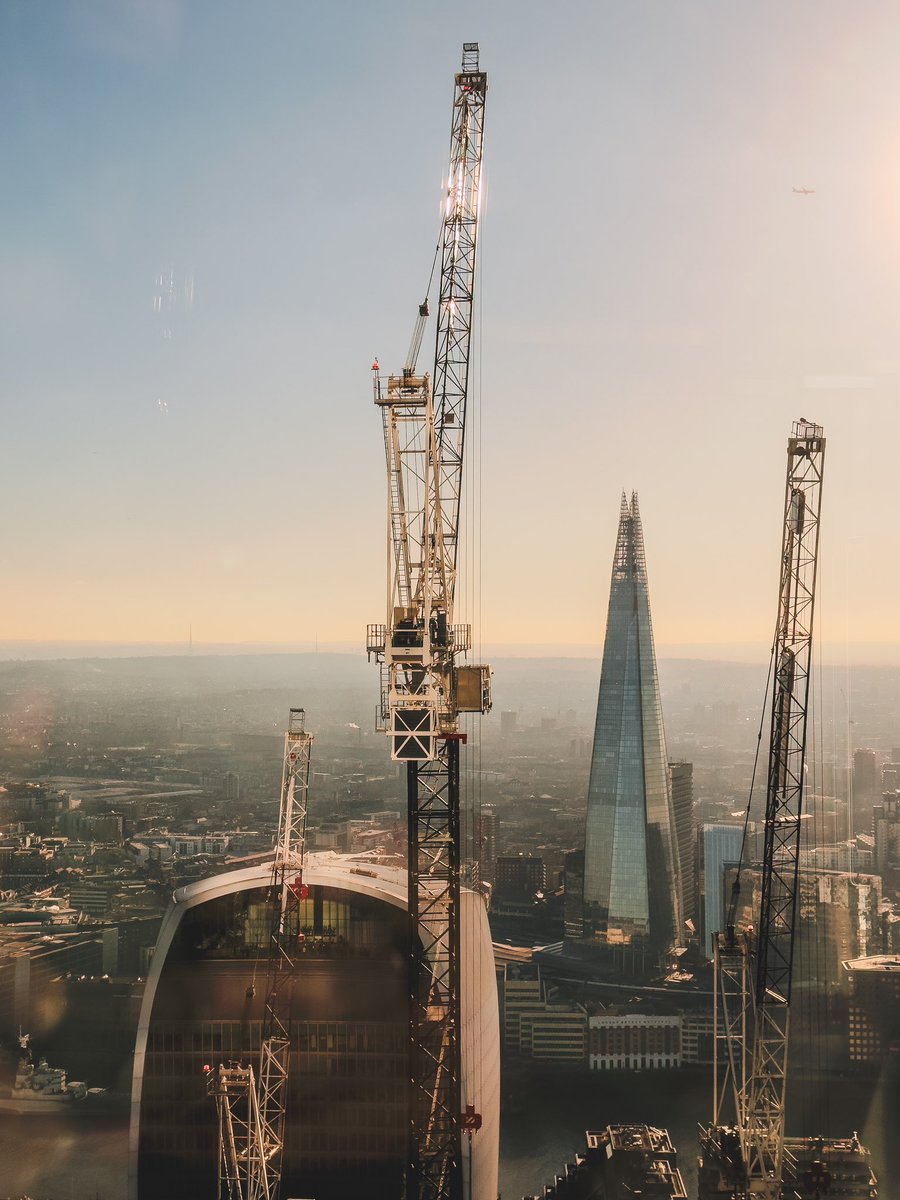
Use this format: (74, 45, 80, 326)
(4, 2, 900, 661)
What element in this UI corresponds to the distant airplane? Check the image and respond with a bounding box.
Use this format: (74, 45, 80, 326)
(792, 187, 815, 195)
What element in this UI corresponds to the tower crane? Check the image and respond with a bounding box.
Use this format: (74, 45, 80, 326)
(208, 708, 313, 1200)
(366, 42, 490, 1200)
(699, 419, 825, 1199)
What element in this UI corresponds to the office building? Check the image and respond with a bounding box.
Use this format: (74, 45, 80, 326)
(523, 1124, 687, 1200)
(853, 748, 878, 800)
(582, 493, 681, 953)
(783, 1136, 877, 1199)
(501, 963, 585, 1064)
(669, 761, 694, 930)
(495, 855, 545, 900)
(699, 824, 744, 958)
(129, 855, 499, 1200)
(476, 805, 498, 886)
(843, 954, 900, 1070)
(563, 849, 585, 940)
(588, 1010, 681, 1071)
(873, 792, 900, 889)
(0, 926, 106, 1041)
(680, 1011, 715, 1064)
(804, 872, 882, 992)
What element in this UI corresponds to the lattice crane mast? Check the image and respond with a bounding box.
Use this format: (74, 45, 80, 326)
(699, 419, 825, 1199)
(367, 41, 490, 1200)
(208, 708, 313, 1200)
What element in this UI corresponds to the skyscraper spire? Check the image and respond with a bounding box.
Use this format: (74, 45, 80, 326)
(582, 493, 682, 955)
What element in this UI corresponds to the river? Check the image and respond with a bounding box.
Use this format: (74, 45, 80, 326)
(0, 1066, 894, 1198)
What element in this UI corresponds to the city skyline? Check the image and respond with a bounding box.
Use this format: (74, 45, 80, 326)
(1, 631, 899, 1193)
(4, 5, 900, 659)
(582, 492, 682, 951)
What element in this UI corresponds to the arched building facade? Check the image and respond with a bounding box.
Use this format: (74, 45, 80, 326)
(128, 855, 499, 1200)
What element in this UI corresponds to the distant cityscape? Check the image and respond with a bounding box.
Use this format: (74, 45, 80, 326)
(0, 641, 897, 1195)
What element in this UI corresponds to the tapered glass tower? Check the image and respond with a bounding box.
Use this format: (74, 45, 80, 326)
(582, 493, 682, 953)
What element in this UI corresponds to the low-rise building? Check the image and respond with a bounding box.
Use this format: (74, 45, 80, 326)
(502, 962, 586, 1064)
(588, 1010, 681, 1070)
(784, 1135, 877, 1200)
(843, 953, 900, 1069)
(680, 1010, 715, 1064)
(522, 1123, 687, 1199)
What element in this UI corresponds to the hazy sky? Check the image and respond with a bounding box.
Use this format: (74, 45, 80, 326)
(4, 2, 900, 660)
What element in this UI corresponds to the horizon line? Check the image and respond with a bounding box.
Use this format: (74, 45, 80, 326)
(1, 637, 900, 667)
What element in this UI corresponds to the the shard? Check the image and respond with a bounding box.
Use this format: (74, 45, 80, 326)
(582, 492, 682, 954)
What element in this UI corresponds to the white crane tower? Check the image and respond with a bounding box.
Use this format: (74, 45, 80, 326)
(367, 41, 490, 1200)
(208, 708, 313, 1200)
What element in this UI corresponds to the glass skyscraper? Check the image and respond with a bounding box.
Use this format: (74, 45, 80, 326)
(582, 492, 682, 953)
(700, 823, 745, 958)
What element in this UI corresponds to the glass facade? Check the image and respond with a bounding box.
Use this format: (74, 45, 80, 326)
(136, 883, 408, 1200)
(583, 493, 682, 952)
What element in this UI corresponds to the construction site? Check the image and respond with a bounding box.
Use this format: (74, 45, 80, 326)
(103, 37, 880, 1200)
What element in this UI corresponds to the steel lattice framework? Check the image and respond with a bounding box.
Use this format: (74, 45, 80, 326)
(407, 740, 463, 1200)
(367, 42, 489, 1200)
(699, 420, 825, 1200)
(208, 1063, 269, 1200)
(712, 931, 750, 1135)
(744, 419, 825, 1196)
(432, 41, 486, 615)
(208, 709, 313, 1200)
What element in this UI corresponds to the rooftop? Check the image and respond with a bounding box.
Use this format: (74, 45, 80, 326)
(842, 954, 900, 973)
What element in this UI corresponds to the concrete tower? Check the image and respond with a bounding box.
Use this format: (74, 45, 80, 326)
(582, 493, 682, 953)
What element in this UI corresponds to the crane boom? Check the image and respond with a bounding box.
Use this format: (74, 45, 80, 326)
(367, 42, 489, 1200)
(432, 39, 486, 611)
(209, 709, 313, 1200)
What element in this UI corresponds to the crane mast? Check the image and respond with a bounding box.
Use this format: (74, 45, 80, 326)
(700, 419, 825, 1199)
(745, 419, 824, 1194)
(367, 42, 490, 1200)
(208, 708, 313, 1200)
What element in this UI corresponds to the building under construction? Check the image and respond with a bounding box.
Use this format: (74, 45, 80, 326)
(521, 1124, 687, 1199)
